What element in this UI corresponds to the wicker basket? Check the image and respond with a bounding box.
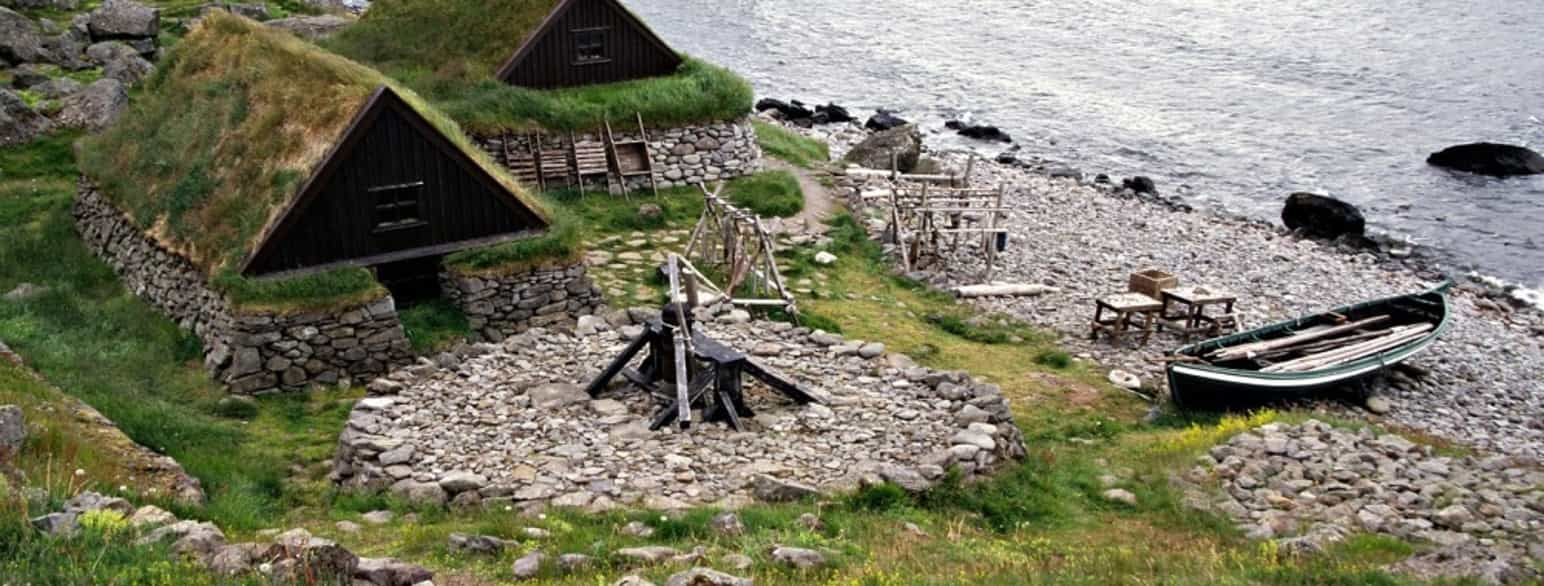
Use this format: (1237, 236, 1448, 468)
(1129, 270, 1178, 298)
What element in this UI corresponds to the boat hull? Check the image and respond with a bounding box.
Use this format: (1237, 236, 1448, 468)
(1166, 284, 1450, 411)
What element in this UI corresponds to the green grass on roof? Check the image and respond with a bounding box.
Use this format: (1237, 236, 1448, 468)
(77, 12, 546, 276)
(326, 0, 754, 132)
(326, 0, 562, 78)
(418, 57, 754, 133)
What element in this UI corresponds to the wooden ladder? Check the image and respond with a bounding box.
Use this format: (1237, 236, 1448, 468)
(502, 131, 543, 189)
(605, 112, 660, 197)
(572, 131, 612, 196)
(536, 134, 573, 191)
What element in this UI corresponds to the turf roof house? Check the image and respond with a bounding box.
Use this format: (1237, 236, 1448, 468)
(333, 0, 763, 193)
(73, 14, 603, 395)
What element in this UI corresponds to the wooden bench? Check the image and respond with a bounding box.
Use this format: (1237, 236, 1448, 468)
(1159, 286, 1239, 340)
(1091, 292, 1164, 347)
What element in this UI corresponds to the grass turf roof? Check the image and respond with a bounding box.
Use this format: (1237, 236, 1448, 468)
(76, 12, 549, 278)
(325, 0, 754, 132)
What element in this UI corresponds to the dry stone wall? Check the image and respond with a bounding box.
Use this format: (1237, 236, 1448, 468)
(73, 181, 413, 394)
(440, 263, 605, 343)
(475, 118, 762, 192)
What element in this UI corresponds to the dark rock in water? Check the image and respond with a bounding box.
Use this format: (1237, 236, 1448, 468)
(811, 102, 853, 125)
(843, 124, 922, 173)
(1094, 174, 1112, 184)
(956, 124, 1012, 143)
(944, 120, 963, 130)
(1123, 176, 1157, 194)
(865, 109, 909, 131)
(754, 98, 813, 121)
(1282, 192, 1366, 241)
(995, 152, 1018, 165)
(1426, 142, 1544, 177)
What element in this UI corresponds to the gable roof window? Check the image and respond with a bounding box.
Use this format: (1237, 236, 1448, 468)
(574, 28, 609, 65)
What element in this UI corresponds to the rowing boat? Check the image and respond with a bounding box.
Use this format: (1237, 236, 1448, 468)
(1166, 283, 1452, 410)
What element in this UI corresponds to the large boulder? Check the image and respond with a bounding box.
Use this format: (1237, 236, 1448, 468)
(1, 7, 47, 64)
(264, 14, 350, 40)
(865, 109, 909, 132)
(49, 27, 94, 70)
(84, 40, 138, 66)
(843, 124, 923, 173)
(56, 78, 127, 130)
(102, 52, 152, 85)
(0, 89, 53, 147)
(34, 77, 82, 99)
(1282, 192, 1366, 241)
(1427, 142, 1544, 177)
(87, 0, 159, 40)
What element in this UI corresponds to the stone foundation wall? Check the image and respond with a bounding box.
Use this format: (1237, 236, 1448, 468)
(73, 181, 413, 394)
(440, 263, 605, 342)
(475, 118, 762, 192)
(220, 300, 413, 394)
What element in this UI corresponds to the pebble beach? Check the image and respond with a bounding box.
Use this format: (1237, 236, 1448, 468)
(801, 121, 1544, 462)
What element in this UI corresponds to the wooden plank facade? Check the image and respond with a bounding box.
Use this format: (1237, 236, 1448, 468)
(244, 87, 547, 277)
(496, 0, 683, 89)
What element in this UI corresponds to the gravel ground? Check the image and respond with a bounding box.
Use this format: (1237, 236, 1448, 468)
(801, 121, 1544, 461)
(333, 306, 1026, 510)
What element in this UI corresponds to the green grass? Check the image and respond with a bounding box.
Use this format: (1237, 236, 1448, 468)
(724, 170, 804, 218)
(1, 136, 356, 536)
(213, 267, 386, 313)
(444, 204, 585, 274)
(398, 299, 473, 352)
(753, 120, 830, 169)
(403, 58, 755, 134)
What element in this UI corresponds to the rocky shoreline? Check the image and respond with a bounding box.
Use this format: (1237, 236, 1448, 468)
(787, 117, 1543, 463)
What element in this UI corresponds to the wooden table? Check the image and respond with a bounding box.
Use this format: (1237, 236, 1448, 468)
(1160, 286, 1238, 339)
(1091, 292, 1165, 347)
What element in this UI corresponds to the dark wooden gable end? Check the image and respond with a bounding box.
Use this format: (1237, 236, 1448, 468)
(243, 87, 548, 277)
(495, 0, 683, 89)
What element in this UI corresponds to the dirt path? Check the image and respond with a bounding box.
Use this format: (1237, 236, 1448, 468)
(766, 159, 839, 233)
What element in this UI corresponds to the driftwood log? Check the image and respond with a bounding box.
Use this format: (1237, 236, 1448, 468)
(952, 284, 1062, 298)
